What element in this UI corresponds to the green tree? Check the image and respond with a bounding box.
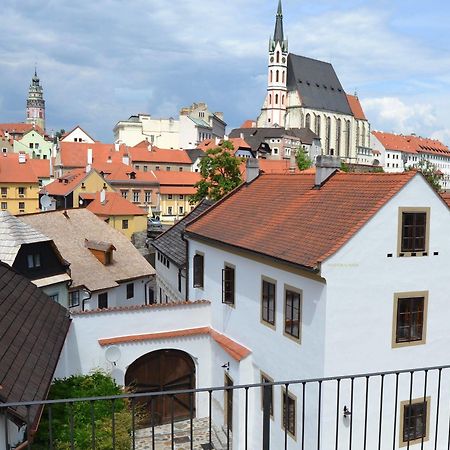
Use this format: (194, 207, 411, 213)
(295, 147, 313, 171)
(33, 371, 133, 450)
(412, 159, 443, 192)
(190, 141, 244, 202)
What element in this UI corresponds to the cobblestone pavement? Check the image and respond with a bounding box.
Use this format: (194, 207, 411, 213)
(134, 417, 229, 450)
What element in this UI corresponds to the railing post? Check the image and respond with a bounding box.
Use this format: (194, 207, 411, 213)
(262, 383, 271, 450)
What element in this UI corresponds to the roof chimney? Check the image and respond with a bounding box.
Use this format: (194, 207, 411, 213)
(240, 132, 244, 139)
(87, 148, 93, 165)
(246, 158, 260, 184)
(122, 153, 130, 166)
(114, 143, 120, 152)
(100, 188, 106, 205)
(315, 155, 340, 187)
(18, 153, 26, 164)
(107, 155, 112, 163)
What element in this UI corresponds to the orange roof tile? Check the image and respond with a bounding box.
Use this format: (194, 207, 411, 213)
(129, 143, 192, 164)
(197, 138, 251, 156)
(59, 141, 126, 168)
(372, 131, 450, 156)
(85, 191, 147, 216)
(93, 161, 158, 184)
(0, 123, 45, 136)
(241, 119, 257, 128)
(346, 94, 367, 121)
(160, 186, 197, 195)
(153, 170, 201, 186)
(186, 171, 418, 270)
(98, 326, 251, 361)
(28, 158, 51, 178)
(441, 192, 450, 207)
(43, 168, 90, 196)
(0, 154, 39, 183)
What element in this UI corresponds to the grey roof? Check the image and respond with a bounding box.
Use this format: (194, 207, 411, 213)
(185, 148, 206, 162)
(189, 117, 211, 128)
(273, 0, 285, 44)
(287, 53, 353, 115)
(0, 211, 50, 266)
(152, 199, 214, 267)
(228, 127, 319, 152)
(0, 262, 70, 428)
(21, 209, 154, 292)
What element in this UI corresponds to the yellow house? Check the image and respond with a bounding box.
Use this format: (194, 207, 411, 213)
(0, 153, 40, 214)
(43, 168, 114, 209)
(84, 191, 147, 239)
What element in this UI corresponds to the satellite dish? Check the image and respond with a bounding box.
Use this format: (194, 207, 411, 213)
(40, 194, 52, 209)
(105, 346, 121, 365)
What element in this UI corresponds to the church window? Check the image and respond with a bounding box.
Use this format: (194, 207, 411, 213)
(336, 119, 341, 156)
(269, 94, 272, 105)
(282, 95, 285, 105)
(345, 121, 351, 157)
(326, 117, 331, 153)
(276, 70, 279, 82)
(282, 71, 285, 83)
(361, 124, 366, 147)
(356, 123, 360, 147)
(270, 71, 273, 83)
(276, 51, 280, 63)
(305, 114, 311, 130)
(315, 116, 321, 136)
(275, 94, 279, 104)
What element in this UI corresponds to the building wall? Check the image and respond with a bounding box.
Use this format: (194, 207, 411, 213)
(13, 131, 52, 159)
(40, 281, 70, 308)
(0, 419, 25, 450)
(71, 171, 114, 208)
(107, 214, 147, 239)
(0, 182, 40, 214)
(132, 161, 191, 172)
(113, 182, 157, 215)
(160, 193, 195, 224)
(154, 251, 185, 302)
(61, 128, 95, 143)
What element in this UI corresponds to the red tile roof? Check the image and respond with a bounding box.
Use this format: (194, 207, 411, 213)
(372, 131, 450, 156)
(130, 142, 192, 164)
(28, 158, 51, 178)
(43, 168, 89, 196)
(98, 326, 251, 361)
(153, 170, 201, 186)
(0, 123, 45, 136)
(346, 94, 367, 121)
(93, 161, 158, 183)
(441, 192, 450, 207)
(59, 142, 126, 168)
(241, 119, 257, 128)
(197, 138, 252, 155)
(85, 191, 147, 216)
(0, 154, 39, 183)
(186, 171, 418, 270)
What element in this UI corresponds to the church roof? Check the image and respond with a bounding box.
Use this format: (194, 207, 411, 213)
(273, 0, 285, 45)
(346, 94, 367, 121)
(287, 54, 353, 116)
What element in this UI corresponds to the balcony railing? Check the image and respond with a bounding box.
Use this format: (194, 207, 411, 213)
(2, 364, 450, 449)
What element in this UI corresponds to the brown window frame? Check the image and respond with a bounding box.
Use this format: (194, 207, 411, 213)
(193, 253, 204, 288)
(282, 388, 296, 439)
(222, 265, 235, 305)
(398, 208, 430, 256)
(126, 282, 134, 299)
(260, 372, 274, 418)
(284, 287, 301, 341)
(400, 397, 430, 446)
(261, 278, 276, 327)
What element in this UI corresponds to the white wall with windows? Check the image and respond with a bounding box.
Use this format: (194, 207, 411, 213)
(154, 250, 186, 303)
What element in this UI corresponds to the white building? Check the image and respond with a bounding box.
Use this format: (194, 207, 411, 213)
(372, 131, 450, 190)
(257, 1, 371, 162)
(114, 103, 226, 149)
(61, 125, 96, 144)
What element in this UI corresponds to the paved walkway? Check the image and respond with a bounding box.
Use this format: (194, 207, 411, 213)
(134, 417, 230, 450)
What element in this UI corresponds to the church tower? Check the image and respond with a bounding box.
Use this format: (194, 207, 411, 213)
(257, 1, 288, 128)
(26, 69, 46, 131)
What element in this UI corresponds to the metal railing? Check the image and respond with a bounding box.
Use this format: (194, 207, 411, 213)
(2, 364, 450, 449)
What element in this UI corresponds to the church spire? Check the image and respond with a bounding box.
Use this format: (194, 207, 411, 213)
(273, 0, 284, 44)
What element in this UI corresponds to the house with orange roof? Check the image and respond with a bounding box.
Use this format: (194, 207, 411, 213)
(13, 127, 54, 160)
(0, 122, 46, 141)
(43, 168, 114, 210)
(182, 155, 449, 448)
(372, 131, 450, 189)
(0, 130, 13, 154)
(197, 137, 256, 159)
(82, 190, 148, 239)
(0, 153, 40, 214)
(153, 171, 201, 224)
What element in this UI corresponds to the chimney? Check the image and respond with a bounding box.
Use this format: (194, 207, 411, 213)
(18, 153, 26, 164)
(246, 158, 260, 184)
(87, 148, 93, 165)
(148, 143, 153, 152)
(122, 153, 130, 165)
(289, 152, 297, 173)
(315, 155, 340, 187)
(114, 143, 120, 152)
(240, 133, 244, 139)
(86, 164, 92, 173)
(100, 188, 106, 205)
(107, 155, 112, 164)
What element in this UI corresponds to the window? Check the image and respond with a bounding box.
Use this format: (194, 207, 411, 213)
(18, 187, 25, 196)
(305, 113, 311, 130)
(168, 194, 173, 200)
(98, 292, 108, 309)
(260, 373, 274, 417)
(121, 190, 128, 199)
(132, 191, 140, 203)
(261, 279, 276, 326)
(179, 167, 183, 172)
(126, 283, 134, 299)
(193, 254, 204, 288)
(143, 165, 148, 172)
(69, 291, 80, 307)
(1, 202, 6, 210)
(18, 202, 25, 212)
(179, 206, 184, 215)
(401, 398, 430, 445)
(1, 187, 7, 196)
(145, 191, 151, 203)
(393, 292, 427, 347)
(399, 208, 429, 255)
(222, 265, 235, 305)
(179, 195, 184, 200)
(166, 167, 171, 171)
(49, 293, 59, 303)
(27, 253, 41, 268)
(122, 219, 129, 229)
(285, 288, 301, 340)
(168, 206, 173, 215)
(282, 389, 296, 438)
(155, 166, 160, 171)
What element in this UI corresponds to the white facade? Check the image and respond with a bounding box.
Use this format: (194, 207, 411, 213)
(61, 126, 95, 143)
(154, 253, 186, 303)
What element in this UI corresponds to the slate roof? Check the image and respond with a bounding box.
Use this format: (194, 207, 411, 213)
(186, 171, 418, 271)
(21, 209, 154, 292)
(0, 211, 50, 266)
(185, 148, 206, 162)
(152, 199, 214, 267)
(287, 54, 353, 115)
(0, 262, 71, 429)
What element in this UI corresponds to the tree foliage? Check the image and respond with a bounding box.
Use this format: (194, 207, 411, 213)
(33, 371, 132, 450)
(190, 141, 244, 202)
(411, 159, 443, 192)
(295, 147, 313, 171)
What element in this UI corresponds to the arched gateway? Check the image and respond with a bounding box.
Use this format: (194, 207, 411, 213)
(125, 349, 196, 425)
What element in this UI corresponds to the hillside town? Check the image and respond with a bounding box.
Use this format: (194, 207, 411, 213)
(0, 1, 449, 449)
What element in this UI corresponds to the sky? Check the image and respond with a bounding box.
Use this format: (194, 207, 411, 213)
(1, 0, 450, 144)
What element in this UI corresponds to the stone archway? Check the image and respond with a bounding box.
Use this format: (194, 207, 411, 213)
(125, 349, 196, 425)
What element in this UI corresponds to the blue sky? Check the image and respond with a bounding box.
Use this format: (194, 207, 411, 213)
(0, 0, 449, 144)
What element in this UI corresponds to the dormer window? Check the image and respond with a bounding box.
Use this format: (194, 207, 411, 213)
(128, 171, 136, 180)
(27, 253, 41, 268)
(85, 239, 116, 265)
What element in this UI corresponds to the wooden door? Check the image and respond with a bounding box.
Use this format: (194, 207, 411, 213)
(125, 349, 195, 425)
